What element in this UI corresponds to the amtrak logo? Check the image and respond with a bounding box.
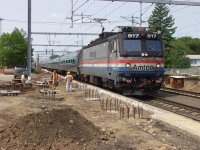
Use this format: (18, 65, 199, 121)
(133, 65, 156, 71)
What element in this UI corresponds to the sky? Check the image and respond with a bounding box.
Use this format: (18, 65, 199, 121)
(0, 0, 200, 60)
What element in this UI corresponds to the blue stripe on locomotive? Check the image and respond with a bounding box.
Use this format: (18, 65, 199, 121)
(81, 66, 164, 80)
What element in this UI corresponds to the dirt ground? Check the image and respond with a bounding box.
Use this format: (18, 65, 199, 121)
(0, 72, 200, 150)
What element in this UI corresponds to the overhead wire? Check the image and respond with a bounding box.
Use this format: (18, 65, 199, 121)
(81, 0, 95, 14)
(86, 2, 127, 30)
(177, 21, 200, 30)
(73, 0, 79, 7)
(171, 5, 189, 13)
(51, 0, 82, 51)
(175, 10, 200, 20)
(73, 0, 90, 13)
(176, 28, 200, 37)
(56, 0, 92, 48)
(33, 0, 200, 52)
(3, 19, 88, 25)
(103, 2, 127, 18)
(170, 0, 192, 13)
(169, 0, 199, 37)
(49, 0, 74, 49)
(92, 1, 113, 16)
(81, 2, 127, 43)
(104, 2, 154, 29)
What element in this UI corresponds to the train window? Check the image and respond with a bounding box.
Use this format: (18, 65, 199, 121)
(109, 41, 114, 50)
(123, 40, 141, 51)
(146, 40, 162, 51)
(114, 41, 117, 50)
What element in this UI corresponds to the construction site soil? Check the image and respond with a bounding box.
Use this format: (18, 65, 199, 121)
(0, 72, 200, 150)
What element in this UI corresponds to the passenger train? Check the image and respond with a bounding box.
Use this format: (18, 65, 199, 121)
(41, 27, 164, 95)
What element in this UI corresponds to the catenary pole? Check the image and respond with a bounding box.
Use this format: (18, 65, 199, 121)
(28, 0, 32, 78)
(0, 18, 4, 35)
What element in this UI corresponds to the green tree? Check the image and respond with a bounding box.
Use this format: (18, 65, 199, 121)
(175, 37, 200, 54)
(0, 28, 28, 67)
(165, 40, 190, 68)
(148, 4, 177, 45)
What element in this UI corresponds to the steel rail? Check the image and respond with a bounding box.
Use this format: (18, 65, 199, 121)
(136, 96, 200, 122)
(160, 87, 200, 99)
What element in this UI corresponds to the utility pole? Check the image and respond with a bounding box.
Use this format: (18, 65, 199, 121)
(121, 15, 139, 28)
(36, 54, 39, 71)
(28, 0, 32, 79)
(140, 2, 142, 27)
(71, 0, 74, 28)
(0, 18, 4, 35)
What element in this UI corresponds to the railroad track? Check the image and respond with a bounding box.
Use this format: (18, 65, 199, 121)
(78, 81, 200, 122)
(137, 96, 200, 122)
(47, 71, 200, 121)
(160, 87, 200, 98)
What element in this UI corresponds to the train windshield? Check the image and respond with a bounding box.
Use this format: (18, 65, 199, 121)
(123, 40, 141, 52)
(146, 40, 162, 51)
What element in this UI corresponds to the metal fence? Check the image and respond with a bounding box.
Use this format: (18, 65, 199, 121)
(165, 68, 200, 76)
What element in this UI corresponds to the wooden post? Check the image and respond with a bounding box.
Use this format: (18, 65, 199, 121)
(114, 99, 117, 112)
(132, 105, 135, 119)
(105, 98, 108, 111)
(141, 106, 143, 119)
(109, 99, 112, 112)
(122, 105, 125, 118)
(138, 105, 140, 119)
(88, 89, 91, 99)
(127, 105, 130, 119)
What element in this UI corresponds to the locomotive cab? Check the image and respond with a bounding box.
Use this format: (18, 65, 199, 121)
(120, 28, 163, 57)
(111, 27, 165, 95)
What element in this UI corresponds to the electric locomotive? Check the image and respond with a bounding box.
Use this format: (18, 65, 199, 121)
(78, 27, 164, 95)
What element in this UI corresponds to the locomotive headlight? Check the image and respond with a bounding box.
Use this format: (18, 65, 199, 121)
(141, 53, 145, 57)
(125, 63, 131, 67)
(156, 64, 160, 68)
(145, 53, 148, 57)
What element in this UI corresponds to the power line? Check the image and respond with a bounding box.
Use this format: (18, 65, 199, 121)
(4, 19, 72, 25)
(56, 0, 73, 33)
(100, 0, 200, 6)
(103, 2, 127, 18)
(81, 0, 95, 14)
(34, 50, 71, 52)
(177, 22, 200, 30)
(81, 1, 127, 34)
(171, 6, 189, 13)
(31, 32, 99, 36)
(73, 0, 79, 7)
(176, 28, 200, 37)
(173, 10, 200, 20)
(73, 0, 90, 13)
(92, 1, 113, 16)
(32, 44, 83, 47)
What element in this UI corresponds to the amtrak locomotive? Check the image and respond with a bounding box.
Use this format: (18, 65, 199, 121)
(42, 27, 164, 95)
